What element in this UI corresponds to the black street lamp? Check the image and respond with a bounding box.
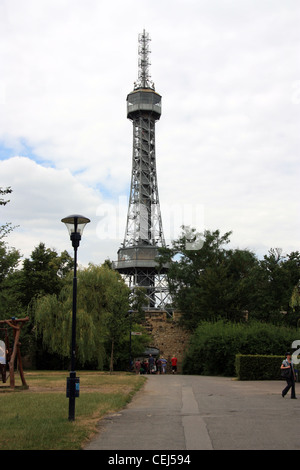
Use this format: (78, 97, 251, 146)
(61, 214, 90, 421)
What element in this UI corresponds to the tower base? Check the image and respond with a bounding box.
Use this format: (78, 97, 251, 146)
(113, 245, 170, 309)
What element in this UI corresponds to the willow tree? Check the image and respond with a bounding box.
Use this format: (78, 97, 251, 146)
(34, 264, 130, 369)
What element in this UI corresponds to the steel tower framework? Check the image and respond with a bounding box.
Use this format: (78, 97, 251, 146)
(113, 30, 169, 309)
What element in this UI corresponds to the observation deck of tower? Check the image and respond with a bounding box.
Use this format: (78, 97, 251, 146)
(113, 30, 169, 309)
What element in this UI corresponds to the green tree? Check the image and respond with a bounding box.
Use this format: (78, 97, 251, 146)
(290, 282, 300, 328)
(158, 227, 258, 328)
(0, 241, 21, 285)
(249, 249, 300, 325)
(34, 264, 133, 369)
(290, 282, 300, 310)
(0, 187, 22, 319)
(20, 242, 73, 308)
(0, 244, 23, 318)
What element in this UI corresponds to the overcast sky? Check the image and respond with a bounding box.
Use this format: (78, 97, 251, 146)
(0, 0, 299, 267)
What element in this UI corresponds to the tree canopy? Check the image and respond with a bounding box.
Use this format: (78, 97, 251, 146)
(158, 227, 300, 329)
(33, 263, 149, 370)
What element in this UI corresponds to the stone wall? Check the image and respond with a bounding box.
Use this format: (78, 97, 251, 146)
(144, 310, 190, 373)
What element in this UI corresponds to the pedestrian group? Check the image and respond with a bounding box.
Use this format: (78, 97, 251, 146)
(134, 354, 178, 375)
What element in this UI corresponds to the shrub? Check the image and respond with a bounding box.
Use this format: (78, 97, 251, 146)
(235, 354, 284, 380)
(182, 319, 298, 376)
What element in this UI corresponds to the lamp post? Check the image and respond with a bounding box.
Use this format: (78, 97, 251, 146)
(61, 214, 90, 421)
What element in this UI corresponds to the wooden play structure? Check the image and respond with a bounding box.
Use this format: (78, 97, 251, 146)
(0, 316, 29, 389)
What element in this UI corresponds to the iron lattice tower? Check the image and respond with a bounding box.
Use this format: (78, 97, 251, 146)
(114, 30, 169, 309)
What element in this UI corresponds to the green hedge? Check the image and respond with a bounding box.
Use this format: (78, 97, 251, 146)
(182, 320, 298, 376)
(235, 354, 284, 380)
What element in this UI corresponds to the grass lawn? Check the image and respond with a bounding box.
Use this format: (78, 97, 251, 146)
(0, 370, 145, 450)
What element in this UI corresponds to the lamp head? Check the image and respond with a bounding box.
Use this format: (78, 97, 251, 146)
(61, 214, 90, 248)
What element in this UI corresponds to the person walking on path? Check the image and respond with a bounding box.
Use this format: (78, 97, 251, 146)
(161, 357, 167, 374)
(148, 354, 155, 374)
(171, 355, 178, 374)
(281, 352, 297, 399)
(135, 359, 141, 374)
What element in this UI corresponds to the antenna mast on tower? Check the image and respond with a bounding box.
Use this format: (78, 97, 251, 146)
(134, 29, 155, 90)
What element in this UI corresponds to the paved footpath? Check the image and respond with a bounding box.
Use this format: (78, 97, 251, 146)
(84, 375, 299, 451)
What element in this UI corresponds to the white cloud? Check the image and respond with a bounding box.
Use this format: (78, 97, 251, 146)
(0, 0, 299, 266)
(0, 157, 119, 265)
